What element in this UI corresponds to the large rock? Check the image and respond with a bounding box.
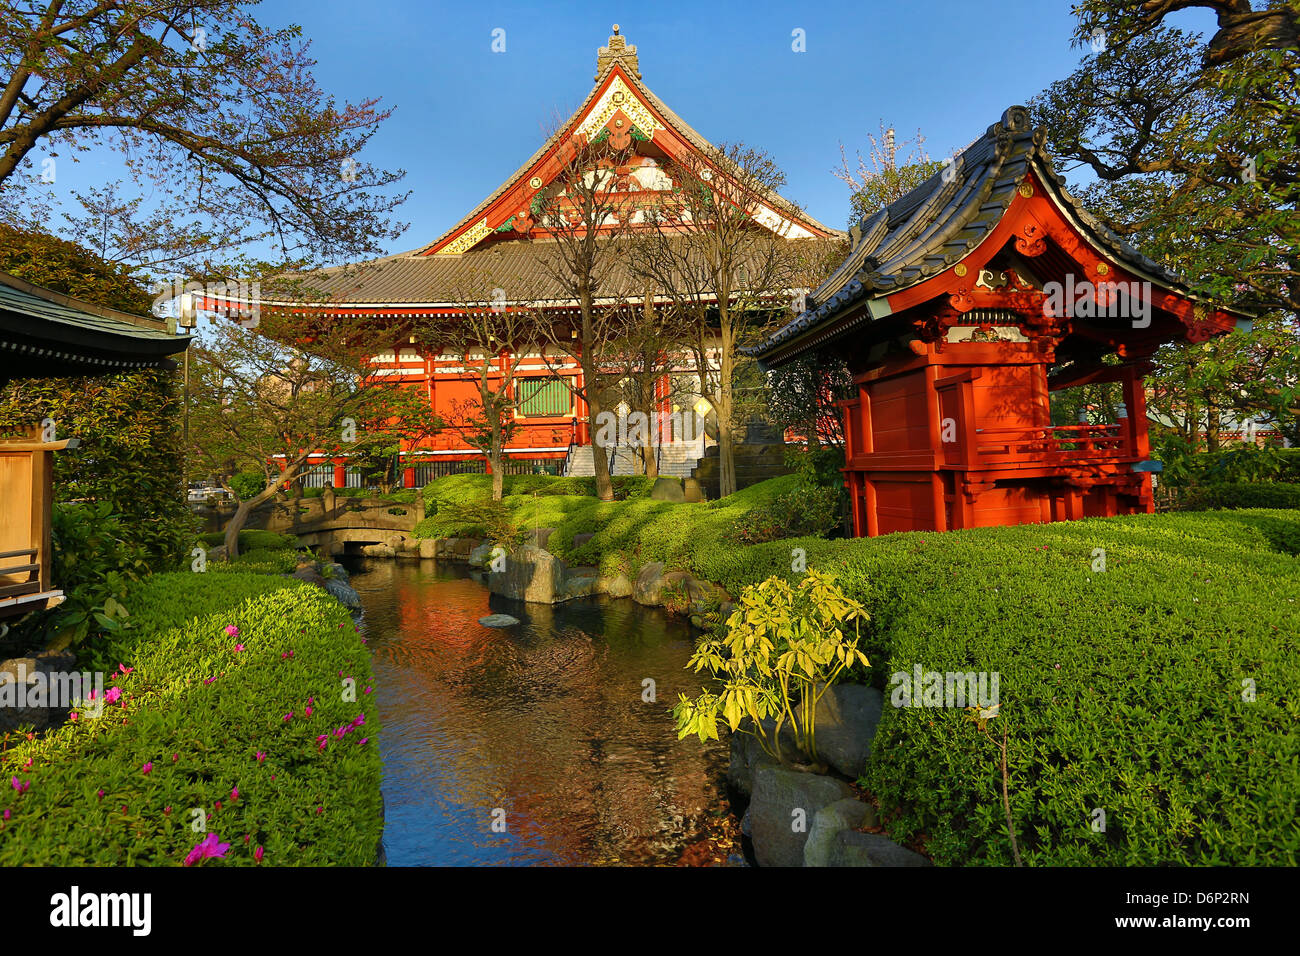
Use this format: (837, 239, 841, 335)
(322, 577, 362, 609)
(749, 765, 853, 867)
(682, 477, 705, 503)
(811, 684, 885, 779)
(0, 650, 80, 732)
(572, 532, 596, 549)
(649, 477, 685, 502)
(828, 831, 931, 867)
(560, 567, 600, 601)
(804, 798, 876, 867)
(468, 541, 495, 569)
(418, 538, 437, 559)
(727, 720, 806, 797)
(478, 613, 520, 628)
(598, 573, 633, 598)
(487, 544, 566, 604)
(633, 561, 666, 605)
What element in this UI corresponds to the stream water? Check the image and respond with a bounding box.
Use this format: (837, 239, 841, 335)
(342, 557, 735, 866)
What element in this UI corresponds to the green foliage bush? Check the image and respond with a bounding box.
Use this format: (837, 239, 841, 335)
(732, 483, 841, 544)
(228, 470, 267, 500)
(802, 511, 1300, 866)
(1176, 481, 1300, 511)
(198, 529, 298, 552)
(0, 369, 195, 570)
(0, 571, 382, 866)
(11, 502, 150, 650)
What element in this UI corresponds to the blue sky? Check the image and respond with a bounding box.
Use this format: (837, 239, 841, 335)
(36, 0, 1218, 260)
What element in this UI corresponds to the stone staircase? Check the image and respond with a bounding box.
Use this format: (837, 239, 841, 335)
(565, 442, 703, 478)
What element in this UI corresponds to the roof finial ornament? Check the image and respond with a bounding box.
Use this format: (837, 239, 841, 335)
(596, 24, 640, 80)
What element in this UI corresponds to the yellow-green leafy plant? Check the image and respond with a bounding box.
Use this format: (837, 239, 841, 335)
(672, 570, 870, 770)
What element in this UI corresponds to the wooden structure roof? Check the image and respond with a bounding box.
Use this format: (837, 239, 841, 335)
(249, 27, 839, 313)
(752, 106, 1252, 368)
(0, 271, 188, 386)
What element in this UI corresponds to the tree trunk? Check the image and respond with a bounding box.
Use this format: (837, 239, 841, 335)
(1206, 399, 1221, 453)
(717, 320, 737, 498)
(222, 477, 289, 560)
(490, 423, 504, 501)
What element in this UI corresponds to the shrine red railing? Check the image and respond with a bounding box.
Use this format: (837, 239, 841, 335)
(974, 423, 1130, 461)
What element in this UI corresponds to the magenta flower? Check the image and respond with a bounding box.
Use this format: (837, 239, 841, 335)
(141, 762, 152, 775)
(2, 809, 9, 820)
(11, 777, 29, 794)
(255, 751, 266, 764)
(350, 714, 366, 729)
(304, 706, 313, 717)
(231, 786, 239, 802)
(69, 712, 79, 721)
(316, 734, 328, 751)
(224, 625, 239, 638)
(118, 663, 133, 676)
(358, 738, 368, 745)
(183, 832, 232, 866)
(254, 845, 264, 864)
(333, 726, 347, 740)
(104, 686, 122, 705)
(233, 644, 245, 653)
(283, 712, 293, 722)
(97, 789, 104, 800)
(203, 676, 217, 685)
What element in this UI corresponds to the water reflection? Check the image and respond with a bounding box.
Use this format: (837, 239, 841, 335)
(345, 558, 730, 866)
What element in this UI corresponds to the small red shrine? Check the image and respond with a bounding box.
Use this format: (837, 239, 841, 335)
(753, 107, 1252, 536)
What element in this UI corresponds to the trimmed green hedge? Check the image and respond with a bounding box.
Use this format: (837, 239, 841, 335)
(199, 529, 298, 551)
(0, 571, 381, 866)
(712, 511, 1300, 866)
(1175, 481, 1300, 512)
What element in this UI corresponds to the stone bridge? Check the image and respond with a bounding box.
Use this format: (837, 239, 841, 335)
(226, 489, 423, 557)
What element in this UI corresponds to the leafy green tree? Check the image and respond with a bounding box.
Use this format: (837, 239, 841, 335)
(0, 0, 408, 277)
(835, 123, 945, 224)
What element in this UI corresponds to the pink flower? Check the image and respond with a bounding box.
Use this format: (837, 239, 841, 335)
(224, 625, 239, 638)
(255, 751, 266, 764)
(11, 777, 29, 794)
(2, 809, 9, 820)
(316, 806, 324, 814)
(358, 738, 368, 745)
(333, 726, 347, 740)
(204, 676, 217, 685)
(350, 714, 366, 729)
(183, 832, 231, 866)
(304, 706, 313, 717)
(172, 753, 179, 762)
(283, 712, 293, 722)
(254, 845, 264, 864)
(163, 806, 171, 815)
(230, 786, 238, 802)
(307, 697, 314, 706)
(104, 686, 122, 705)
(316, 735, 328, 751)
(118, 663, 133, 676)
(141, 762, 152, 775)
(233, 644, 245, 653)
(97, 789, 104, 800)
(69, 712, 79, 721)
(214, 800, 222, 811)
(364, 686, 372, 695)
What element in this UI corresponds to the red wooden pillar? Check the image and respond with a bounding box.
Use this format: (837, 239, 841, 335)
(333, 461, 346, 488)
(403, 466, 415, 489)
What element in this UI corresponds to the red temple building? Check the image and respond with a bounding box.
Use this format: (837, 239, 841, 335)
(218, 27, 837, 488)
(752, 107, 1252, 536)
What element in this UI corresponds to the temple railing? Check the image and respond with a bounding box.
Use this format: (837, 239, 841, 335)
(973, 423, 1130, 462)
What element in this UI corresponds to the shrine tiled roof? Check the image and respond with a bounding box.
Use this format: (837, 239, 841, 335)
(750, 105, 1250, 366)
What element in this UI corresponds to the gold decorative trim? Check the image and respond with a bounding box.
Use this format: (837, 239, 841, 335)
(954, 263, 968, 277)
(1096, 262, 1110, 275)
(1017, 183, 1034, 198)
(437, 219, 491, 256)
(578, 75, 664, 142)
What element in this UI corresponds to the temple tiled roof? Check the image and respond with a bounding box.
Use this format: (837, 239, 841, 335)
(750, 105, 1250, 365)
(0, 272, 188, 381)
